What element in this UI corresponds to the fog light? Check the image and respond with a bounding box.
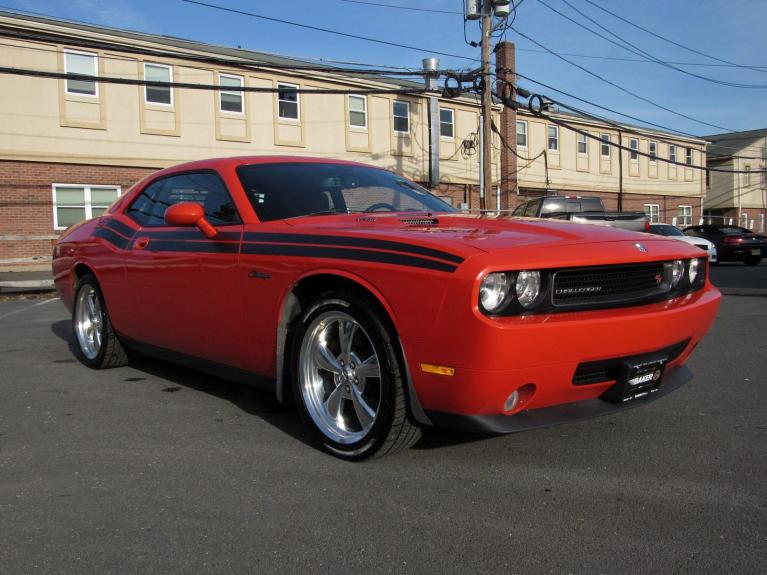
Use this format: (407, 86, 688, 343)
(670, 259, 684, 287)
(504, 390, 519, 412)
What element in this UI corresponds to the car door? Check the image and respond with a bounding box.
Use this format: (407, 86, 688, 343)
(117, 171, 244, 365)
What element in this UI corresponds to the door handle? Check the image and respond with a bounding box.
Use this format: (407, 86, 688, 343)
(134, 237, 150, 250)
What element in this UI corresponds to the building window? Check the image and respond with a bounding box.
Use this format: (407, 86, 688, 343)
(277, 83, 299, 120)
(744, 165, 752, 186)
(577, 131, 588, 155)
(516, 120, 527, 147)
(686, 147, 693, 165)
(629, 138, 639, 161)
(547, 125, 558, 151)
(600, 133, 610, 157)
(669, 144, 677, 163)
(53, 185, 121, 230)
(740, 212, 749, 228)
(649, 141, 657, 163)
(392, 101, 409, 134)
(64, 50, 98, 97)
(219, 73, 244, 114)
(678, 205, 692, 226)
(349, 95, 367, 128)
(144, 63, 172, 105)
(439, 108, 454, 138)
(644, 203, 660, 224)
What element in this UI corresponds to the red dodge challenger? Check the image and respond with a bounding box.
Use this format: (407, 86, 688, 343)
(53, 156, 721, 460)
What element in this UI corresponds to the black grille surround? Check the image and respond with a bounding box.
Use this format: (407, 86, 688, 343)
(482, 258, 707, 316)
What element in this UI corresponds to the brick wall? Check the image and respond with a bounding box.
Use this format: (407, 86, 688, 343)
(0, 160, 154, 263)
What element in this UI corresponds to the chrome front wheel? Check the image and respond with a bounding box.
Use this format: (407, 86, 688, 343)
(298, 310, 382, 444)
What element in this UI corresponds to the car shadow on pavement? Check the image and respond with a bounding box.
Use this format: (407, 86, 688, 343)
(50, 319, 495, 452)
(50, 319, 312, 446)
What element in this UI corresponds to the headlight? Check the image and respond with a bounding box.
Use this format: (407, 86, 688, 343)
(479, 272, 509, 313)
(688, 258, 700, 284)
(670, 259, 684, 287)
(516, 270, 541, 308)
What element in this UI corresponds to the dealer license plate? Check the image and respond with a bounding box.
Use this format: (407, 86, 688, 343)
(602, 356, 667, 403)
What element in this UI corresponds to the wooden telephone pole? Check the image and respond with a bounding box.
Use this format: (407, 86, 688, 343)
(480, 0, 493, 212)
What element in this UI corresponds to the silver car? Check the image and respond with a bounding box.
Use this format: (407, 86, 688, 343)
(649, 224, 717, 263)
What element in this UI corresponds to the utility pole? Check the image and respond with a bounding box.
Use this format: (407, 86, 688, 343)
(480, 0, 493, 212)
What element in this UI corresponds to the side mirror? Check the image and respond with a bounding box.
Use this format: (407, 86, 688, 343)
(164, 202, 217, 239)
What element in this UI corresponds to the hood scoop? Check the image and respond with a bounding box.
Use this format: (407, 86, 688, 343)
(400, 216, 439, 226)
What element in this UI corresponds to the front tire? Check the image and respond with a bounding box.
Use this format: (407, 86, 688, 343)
(72, 274, 129, 369)
(291, 290, 422, 460)
(744, 256, 762, 266)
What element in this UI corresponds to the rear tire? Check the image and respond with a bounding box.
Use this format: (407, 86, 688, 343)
(744, 256, 762, 266)
(291, 290, 422, 460)
(72, 274, 129, 369)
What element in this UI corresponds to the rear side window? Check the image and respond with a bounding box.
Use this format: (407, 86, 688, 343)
(524, 199, 541, 217)
(126, 172, 240, 227)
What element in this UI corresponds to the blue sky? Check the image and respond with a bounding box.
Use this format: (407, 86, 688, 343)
(5, 0, 767, 136)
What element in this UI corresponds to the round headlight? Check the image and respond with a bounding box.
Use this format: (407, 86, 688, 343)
(515, 270, 541, 308)
(689, 258, 700, 284)
(670, 259, 684, 287)
(479, 272, 509, 313)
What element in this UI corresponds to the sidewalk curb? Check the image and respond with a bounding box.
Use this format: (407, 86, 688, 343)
(0, 279, 55, 294)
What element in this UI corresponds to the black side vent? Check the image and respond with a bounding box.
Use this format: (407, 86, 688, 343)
(400, 217, 439, 226)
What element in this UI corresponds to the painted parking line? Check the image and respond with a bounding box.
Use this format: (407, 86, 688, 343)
(0, 297, 60, 321)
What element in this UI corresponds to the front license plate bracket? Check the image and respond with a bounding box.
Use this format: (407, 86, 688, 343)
(601, 355, 668, 403)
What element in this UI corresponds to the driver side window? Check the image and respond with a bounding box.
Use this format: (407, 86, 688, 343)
(126, 172, 240, 227)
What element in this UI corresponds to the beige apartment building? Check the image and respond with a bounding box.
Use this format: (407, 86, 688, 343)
(0, 11, 709, 265)
(704, 129, 766, 232)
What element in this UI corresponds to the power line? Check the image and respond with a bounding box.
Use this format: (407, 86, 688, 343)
(539, 0, 767, 89)
(181, 0, 478, 63)
(0, 65, 431, 95)
(337, 0, 462, 15)
(581, 0, 767, 76)
(510, 26, 735, 132)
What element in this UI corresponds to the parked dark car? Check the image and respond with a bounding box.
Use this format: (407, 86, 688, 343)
(683, 224, 767, 265)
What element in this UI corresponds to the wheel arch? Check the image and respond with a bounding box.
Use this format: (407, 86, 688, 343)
(273, 270, 431, 425)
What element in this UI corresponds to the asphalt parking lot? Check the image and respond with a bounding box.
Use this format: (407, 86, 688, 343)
(1, 265, 765, 574)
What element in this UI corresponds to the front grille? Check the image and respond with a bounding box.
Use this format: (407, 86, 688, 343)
(552, 262, 667, 308)
(694, 244, 709, 251)
(572, 339, 690, 385)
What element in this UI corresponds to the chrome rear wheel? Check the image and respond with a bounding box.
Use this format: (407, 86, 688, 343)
(74, 283, 103, 360)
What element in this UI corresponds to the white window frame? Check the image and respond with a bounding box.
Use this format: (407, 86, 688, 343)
(678, 205, 692, 226)
(439, 107, 454, 140)
(277, 82, 300, 121)
(629, 138, 639, 161)
(649, 141, 657, 163)
(644, 203, 660, 224)
(600, 133, 610, 158)
(392, 100, 410, 135)
(669, 144, 677, 164)
(744, 165, 752, 186)
(348, 94, 367, 129)
(144, 62, 173, 106)
(685, 147, 693, 166)
(547, 125, 559, 151)
(577, 131, 588, 155)
(64, 49, 98, 98)
(740, 212, 749, 227)
(516, 120, 528, 148)
(219, 73, 244, 115)
(52, 184, 122, 230)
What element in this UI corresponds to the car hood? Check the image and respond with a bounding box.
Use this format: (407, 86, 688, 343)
(281, 213, 681, 259)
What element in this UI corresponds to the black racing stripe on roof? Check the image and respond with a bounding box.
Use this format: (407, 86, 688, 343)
(242, 232, 464, 264)
(142, 240, 240, 254)
(241, 243, 457, 273)
(94, 227, 130, 250)
(102, 218, 137, 238)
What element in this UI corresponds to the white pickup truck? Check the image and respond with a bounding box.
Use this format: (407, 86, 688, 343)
(512, 196, 649, 232)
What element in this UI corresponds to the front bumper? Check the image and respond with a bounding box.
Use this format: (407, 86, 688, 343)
(425, 364, 692, 434)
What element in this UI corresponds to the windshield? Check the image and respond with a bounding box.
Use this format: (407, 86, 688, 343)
(237, 162, 456, 222)
(650, 224, 684, 237)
